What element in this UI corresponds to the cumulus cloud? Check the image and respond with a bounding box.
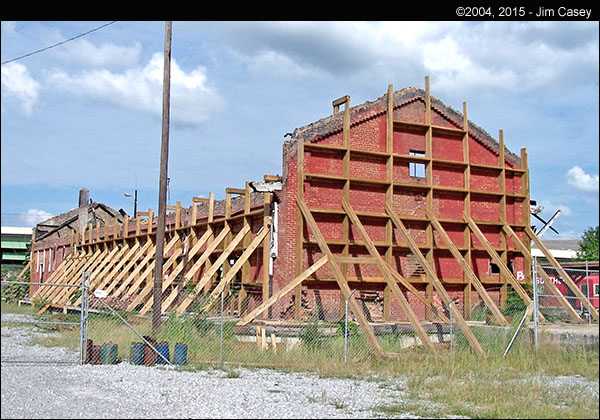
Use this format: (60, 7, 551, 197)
(1, 62, 40, 114)
(214, 21, 597, 95)
(20, 209, 53, 226)
(47, 52, 223, 126)
(55, 39, 142, 70)
(566, 166, 599, 192)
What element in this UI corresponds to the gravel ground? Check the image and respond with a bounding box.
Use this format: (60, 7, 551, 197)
(2, 313, 597, 419)
(1, 313, 416, 419)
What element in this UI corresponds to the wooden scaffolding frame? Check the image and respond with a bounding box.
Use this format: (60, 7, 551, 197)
(30, 177, 276, 319)
(259, 77, 597, 357)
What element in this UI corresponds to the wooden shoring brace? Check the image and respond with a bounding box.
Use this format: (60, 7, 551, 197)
(379, 263, 449, 323)
(427, 209, 509, 326)
(122, 231, 182, 312)
(73, 243, 132, 305)
(32, 252, 83, 315)
(525, 225, 599, 322)
(93, 242, 142, 291)
(136, 229, 208, 314)
(33, 247, 89, 300)
(175, 224, 252, 314)
(43, 249, 100, 305)
(501, 221, 583, 323)
(464, 212, 547, 323)
(386, 203, 485, 356)
(71, 244, 123, 307)
(297, 197, 386, 358)
(342, 199, 437, 352)
(38, 250, 99, 313)
(52, 246, 111, 306)
(31, 255, 74, 300)
(238, 256, 328, 325)
(108, 239, 156, 298)
(111, 218, 184, 302)
(15, 260, 31, 281)
(202, 225, 270, 311)
(157, 225, 231, 314)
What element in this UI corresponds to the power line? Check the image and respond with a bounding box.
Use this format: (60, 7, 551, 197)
(1, 21, 118, 66)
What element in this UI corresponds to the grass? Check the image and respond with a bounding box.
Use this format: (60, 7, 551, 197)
(2, 301, 598, 419)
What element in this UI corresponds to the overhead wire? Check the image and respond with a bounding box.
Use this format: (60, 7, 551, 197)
(1, 21, 118, 66)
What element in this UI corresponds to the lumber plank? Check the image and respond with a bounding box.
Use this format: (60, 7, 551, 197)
(502, 221, 583, 323)
(203, 225, 270, 309)
(298, 197, 384, 357)
(238, 256, 328, 325)
(46, 249, 103, 307)
(387, 203, 485, 355)
(429, 209, 509, 326)
(75, 243, 132, 304)
(343, 199, 437, 352)
(158, 226, 230, 313)
(525, 225, 598, 321)
(136, 230, 201, 314)
(109, 240, 156, 298)
(136, 229, 197, 314)
(123, 232, 184, 311)
(175, 224, 251, 314)
(465, 213, 530, 303)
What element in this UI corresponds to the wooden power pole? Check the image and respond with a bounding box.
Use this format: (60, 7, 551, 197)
(153, 21, 172, 334)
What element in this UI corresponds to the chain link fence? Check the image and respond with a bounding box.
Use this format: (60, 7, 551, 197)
(1, 278, 87, 365)
(535, 264, 599, 325)
(2, 265, 597, 369)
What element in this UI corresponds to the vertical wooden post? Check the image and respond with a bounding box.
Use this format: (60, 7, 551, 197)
(295, 135, 305, 319)
(424, 76, 436, 320)
(462, 102, 472, 319)
(262, 190, 272, 317)
(153, 20, 172, 334)
(498, 130, 509, 312)
(384, 84, 394, 322)
(520, 147, 531, 283)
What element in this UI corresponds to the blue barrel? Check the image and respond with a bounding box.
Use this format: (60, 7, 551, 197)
(156, 341, 170, 365)
(130, 342, 144, 365)
(173, 343, 188, 365)
(100, 343, 118, 364)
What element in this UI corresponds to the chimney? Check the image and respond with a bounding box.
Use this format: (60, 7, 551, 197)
(79, 188, 90, 208)
(77, 188, 90, 230)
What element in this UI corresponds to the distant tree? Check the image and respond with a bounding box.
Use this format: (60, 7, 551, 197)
(576, 226, 599, 261)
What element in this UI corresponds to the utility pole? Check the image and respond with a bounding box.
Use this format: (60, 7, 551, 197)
(153, 21, 172, 334)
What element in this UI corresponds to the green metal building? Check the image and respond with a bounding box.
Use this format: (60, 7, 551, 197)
(1, 226, 32, 265)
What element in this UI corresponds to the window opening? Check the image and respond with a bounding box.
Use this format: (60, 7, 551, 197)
(490, 260, 513, 274)
(409, 150, 426, 178)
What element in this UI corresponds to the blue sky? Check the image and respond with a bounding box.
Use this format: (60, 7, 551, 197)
(1, 21, 598, 241)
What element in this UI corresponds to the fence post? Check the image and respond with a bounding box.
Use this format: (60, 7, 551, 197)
(586, 261, 591, 324)
(79, 270, 86, 365)
(344, 289, 357, 364)
(532, 257, 539, 349)
(219, 289, 225, 365)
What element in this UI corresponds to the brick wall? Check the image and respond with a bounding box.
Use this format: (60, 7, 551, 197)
(274, 88, 528, 321)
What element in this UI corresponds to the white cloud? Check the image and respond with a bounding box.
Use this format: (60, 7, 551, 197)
(20, 209, 53, 227)
(1, 62, 40, 114)
(47, 52, 223, 126)
(56, 39, 142, 70)
(566, 166, 599, 192)
(538, 200, 573, 217)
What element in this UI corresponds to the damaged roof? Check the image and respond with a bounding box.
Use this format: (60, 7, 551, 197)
(286, 86, 521, 166)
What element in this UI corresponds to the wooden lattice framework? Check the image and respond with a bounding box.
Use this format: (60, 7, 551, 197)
(31, 177, 276, 319)
(28, 77, 598, 359)
(239, 77, 596, 357)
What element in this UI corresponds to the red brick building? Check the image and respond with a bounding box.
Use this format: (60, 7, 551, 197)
(29, 80, 533, 327)
(272, 82, 530, 322)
